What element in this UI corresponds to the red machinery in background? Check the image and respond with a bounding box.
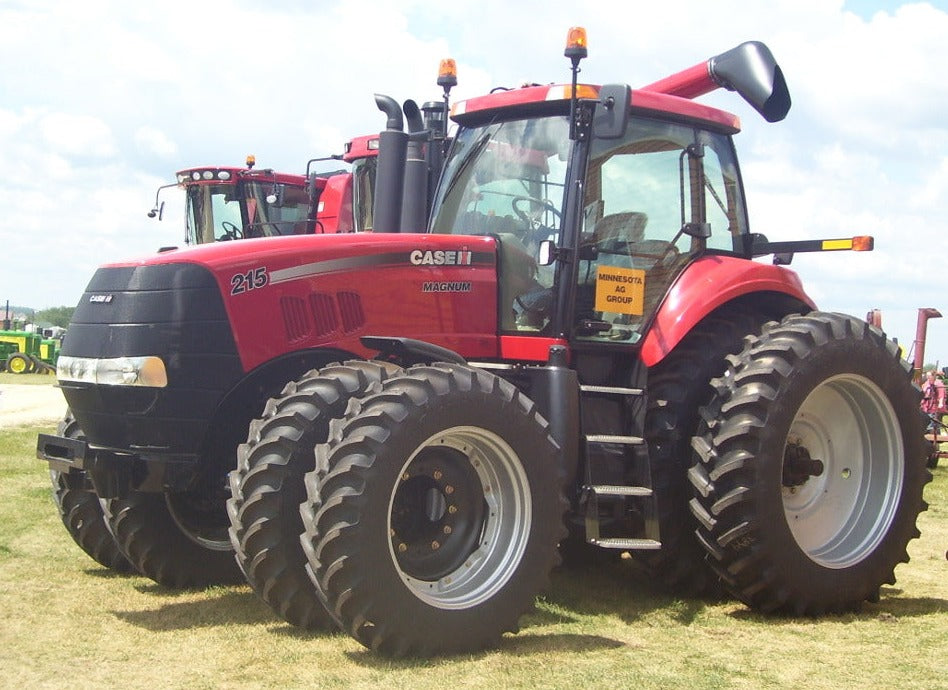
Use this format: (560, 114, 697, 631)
(147, 136, 381, 245)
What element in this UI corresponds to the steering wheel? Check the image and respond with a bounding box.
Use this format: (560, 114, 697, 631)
(512, 196, 561, 227)
(219, 221, 243, 241)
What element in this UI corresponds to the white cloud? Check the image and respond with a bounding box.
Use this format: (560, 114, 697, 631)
(134, 126, 177, 158)
(38, 112, 116, 157)
(0, 0, 945, 364)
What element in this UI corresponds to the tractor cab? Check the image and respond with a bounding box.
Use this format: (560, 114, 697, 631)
(429, 81, 748, 347)
(178, 161, 312, 243)
(147, 158, 327, 245)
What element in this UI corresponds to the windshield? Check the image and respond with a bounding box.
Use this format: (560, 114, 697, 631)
(430, 116, 570, 243)
(185, 181, 311, 244)
(430, 116, 570, 332)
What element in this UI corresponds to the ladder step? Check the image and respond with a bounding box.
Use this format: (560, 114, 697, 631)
(587, 484, 653, 497)
(591, 538, 662, 551)
(580, 384, 644, 396)
(586, 434, 645, 446)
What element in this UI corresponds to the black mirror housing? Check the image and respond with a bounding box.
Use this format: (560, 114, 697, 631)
(592, 84, 631, 139)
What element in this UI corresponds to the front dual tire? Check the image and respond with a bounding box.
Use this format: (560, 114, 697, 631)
(302, 363, 567, 656)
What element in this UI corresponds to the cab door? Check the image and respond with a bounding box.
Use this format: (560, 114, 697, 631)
(571, 117, 747, 348)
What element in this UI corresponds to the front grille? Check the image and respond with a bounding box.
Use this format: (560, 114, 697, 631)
(61, 263, 242, 455)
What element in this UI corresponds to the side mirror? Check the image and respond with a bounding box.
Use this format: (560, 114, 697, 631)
(592, 84, 631, 139)
(147, 201, 165, 221)
(538, 239, 557, 266)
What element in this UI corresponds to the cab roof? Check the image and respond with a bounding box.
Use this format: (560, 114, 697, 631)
(450, 83, 741, 133)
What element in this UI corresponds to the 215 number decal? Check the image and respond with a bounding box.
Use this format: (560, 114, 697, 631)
(230, 267, 269, 295)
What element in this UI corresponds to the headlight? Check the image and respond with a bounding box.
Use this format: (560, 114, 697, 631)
(57, 355, 168, 388)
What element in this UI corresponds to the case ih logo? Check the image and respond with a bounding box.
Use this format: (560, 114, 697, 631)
(88, 294, 114, 304)
(409, 249, 473, 266)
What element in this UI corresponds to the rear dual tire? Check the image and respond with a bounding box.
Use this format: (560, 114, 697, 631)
(689, 313, 929, 614)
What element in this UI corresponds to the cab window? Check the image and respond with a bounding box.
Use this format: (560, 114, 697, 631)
(575, 118, 746, 343)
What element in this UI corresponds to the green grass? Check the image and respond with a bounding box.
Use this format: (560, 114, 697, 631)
(0, 371, 56, 385)
(2, 423, 946, 689)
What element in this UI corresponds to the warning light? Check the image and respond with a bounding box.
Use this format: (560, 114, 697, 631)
(852, 235, 874, 251)
(246, 155, 256, 169)
(438, 58, 458, 89)
(564, 27, 588, 61)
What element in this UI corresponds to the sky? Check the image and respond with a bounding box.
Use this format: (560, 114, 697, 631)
(1, 0, 946, 366)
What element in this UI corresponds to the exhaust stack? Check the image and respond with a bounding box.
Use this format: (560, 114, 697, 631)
(914, 307, 943, 374)
(372, 94, 407, 233)
(400, 99, 428, 233)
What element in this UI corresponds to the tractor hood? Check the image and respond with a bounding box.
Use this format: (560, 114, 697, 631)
(90, 233, 501, 372)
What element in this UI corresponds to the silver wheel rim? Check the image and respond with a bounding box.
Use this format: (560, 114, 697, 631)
(388, 426, 531, 609)
(782, 373, 904, 568)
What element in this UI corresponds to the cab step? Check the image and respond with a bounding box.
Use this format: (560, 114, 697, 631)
(590, 537, 662, 550)
(586, 434, 645, 446)
(586, 484, 652, 497)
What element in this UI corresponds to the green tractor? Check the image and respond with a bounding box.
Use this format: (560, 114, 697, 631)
(0, 329, 59, 374)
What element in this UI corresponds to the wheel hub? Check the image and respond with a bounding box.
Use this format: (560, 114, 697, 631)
(783, 442, 825, 487)
(782, 373, 904, 568)
(391, 446, 486, 580)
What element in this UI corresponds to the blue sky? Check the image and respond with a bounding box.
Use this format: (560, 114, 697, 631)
(846, 0, 948, 17)
(0, 0, 946, 365)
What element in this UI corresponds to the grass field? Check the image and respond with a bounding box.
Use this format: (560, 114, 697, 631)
(0, 371, 57, 385)
(2, 421, 946, 689)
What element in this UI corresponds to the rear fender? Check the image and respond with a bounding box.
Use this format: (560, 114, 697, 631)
(640, 255, 815, 367)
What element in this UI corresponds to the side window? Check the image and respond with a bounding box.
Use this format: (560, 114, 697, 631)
(699, 132, 746, 252)
(575, 119, 745, 343)
(262, 185, 311, 236)
(598, 148, 690, 250)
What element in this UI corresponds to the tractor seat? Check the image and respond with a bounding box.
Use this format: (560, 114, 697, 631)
(592, 211, 648, 249)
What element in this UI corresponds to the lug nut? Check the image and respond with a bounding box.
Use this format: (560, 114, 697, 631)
(431, 541, 440, 550)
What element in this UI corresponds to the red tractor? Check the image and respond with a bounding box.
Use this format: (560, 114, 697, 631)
(39, 30, 928, 656)
(147, 138, 381, 245)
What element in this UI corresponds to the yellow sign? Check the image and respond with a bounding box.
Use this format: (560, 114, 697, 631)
(594, 265, 645, 316)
